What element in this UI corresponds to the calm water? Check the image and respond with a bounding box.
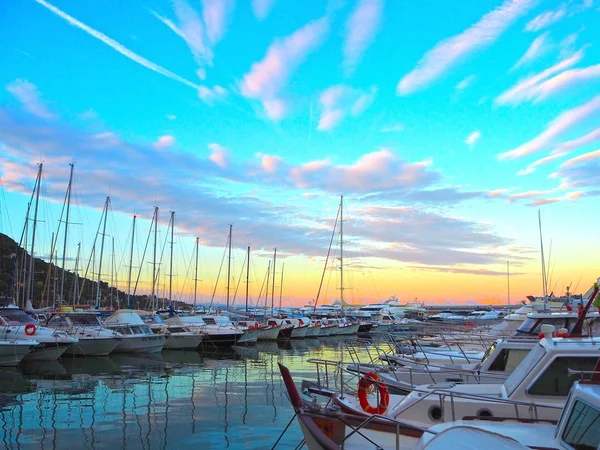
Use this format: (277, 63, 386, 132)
(0, 337, 371, 449)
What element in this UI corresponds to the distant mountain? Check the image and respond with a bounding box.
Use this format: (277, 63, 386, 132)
(0, 232, 192, 311)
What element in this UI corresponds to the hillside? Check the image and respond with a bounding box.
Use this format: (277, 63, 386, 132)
(0, 232, 192, 311)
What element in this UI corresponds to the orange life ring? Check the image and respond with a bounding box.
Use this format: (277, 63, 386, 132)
(357, 372, 389, 415)
(25, 323, 37, 336)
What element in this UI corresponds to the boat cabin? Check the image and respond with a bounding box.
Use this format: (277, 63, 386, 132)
(103, 310, 155, 336)
(516, 311, 600, 337)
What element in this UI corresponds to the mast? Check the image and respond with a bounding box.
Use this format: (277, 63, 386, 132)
(279, 262, 284, 312)
(60, 162, 74, 306)
(128, 215, 136, 308)
(226, 224, 232, 309)
(151, 206, 158, 311)
(52, 241, 57, 306)
(194, 237, 199, 309)
(538, 210, 548, 298)
(271, 247, 276, 316)
(507, 260, 510, 308)
(245, 246, 250, 312)
(265, 260, 271, 314)
(95, 196, 110, 308)
(72, 242, 80, 306)
(110, 237, 115, 309)
(169, 211, 175, 307)
(340, 195, 344, 305)
(27, 163, 42, 307)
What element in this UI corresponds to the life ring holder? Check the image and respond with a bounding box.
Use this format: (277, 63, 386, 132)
(25, 323, 37, 336)
(357, 372, 389, 414)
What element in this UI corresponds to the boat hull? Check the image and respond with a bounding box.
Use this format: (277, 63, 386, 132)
(237, 329, 258, 345)
(202, 332, 244, 346)
(291, 325, 308, 339)
(23, 342, 71, 361)
(113, 335, 165, 353)
(305, 326, 322, 338)
(0, 341, 36, 366)
(257, 325, 280, 341)
(277, 327, 294, 340)
(163, 334, 203, 350)
(63, 337, 122, 357)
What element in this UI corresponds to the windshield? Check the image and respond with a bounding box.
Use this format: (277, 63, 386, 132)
(0, 309, 36, 326)
(504, 343, 546, 396)
(69, 314, 102, 326)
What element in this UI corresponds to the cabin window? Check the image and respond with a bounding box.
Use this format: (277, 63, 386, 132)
(529, 357, 599, 396)
(561, 400, 600, 449)
(488, 349, 530, 372)
(203, 318, 217, 325)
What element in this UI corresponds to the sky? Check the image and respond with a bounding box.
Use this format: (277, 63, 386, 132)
(1, 0, 599, 307)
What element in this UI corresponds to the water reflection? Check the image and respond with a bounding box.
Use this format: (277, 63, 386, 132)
(0, 337, 373, 449)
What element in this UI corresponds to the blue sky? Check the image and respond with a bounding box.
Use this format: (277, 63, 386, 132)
(1, 0, 599, 305)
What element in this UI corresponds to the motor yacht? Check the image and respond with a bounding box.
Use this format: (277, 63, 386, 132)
(136, 311, 203, 350)
(0, 304, 78, 361)
(165, 313, 244, 346)
(103, 310, 165, 353)
(0, 338, 39, 366)
(45, 311, 122, 356)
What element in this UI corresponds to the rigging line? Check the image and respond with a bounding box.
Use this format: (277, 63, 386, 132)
(132, 210, 155, 299)
(208, 232, 230, 311)
(231, 250, 248, 307)
(176, 235, 195, 304)
(78, 198, 106, 301)
(253, 261, 270, 310)
(314, 201, 341, 310)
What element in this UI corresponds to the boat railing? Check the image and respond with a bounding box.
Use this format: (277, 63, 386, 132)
(47, 324, 113, 337)
(345, 338, 395, 369)
(385, 334, 484, 365)
(305, 359, 563, 423)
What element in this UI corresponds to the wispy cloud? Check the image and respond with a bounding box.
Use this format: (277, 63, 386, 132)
(154, 135, 175, 150)
(517, 167, 535, 175)
(198, 85, 228, 104)
(240, 17, 329, 120)
(397, 0, 536, 95)
(202, 0, 235, 44)
(525, 6, 566, 32)
(252, 0, 277, 20)
(166, 114, 177, 121)
(561, 149, 600, 168)
(456, 75, 476, 90)
(208, 143, 231, 168)
(317, 85, 377, 131)
(530, 152, 568, 167)
(555, 128, 600, 153)
(512, 32, 551, 69)
(6, 79, 54, 119)
(498, 95, 600, 159)
(380, 124, 404, 133)
(529, 191, 582, 206)
(551, 149, 600, 191)
(465, 130, 481, 149)
(508, 189, 554, 202)
(497, 49, 585, 105)
(35, 0, 203, 92)
(343, 0, 383, 76)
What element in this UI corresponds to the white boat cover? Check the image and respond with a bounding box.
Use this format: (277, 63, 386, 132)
(416, 426, 529, 450)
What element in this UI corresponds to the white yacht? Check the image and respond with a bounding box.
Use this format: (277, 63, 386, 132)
(136, 311, 204, 350)
(416, 379, 600, 449)
(103, 310, 165, 353)
(0, 339, 39, 366)
(164, 313, 244, 346)
(45, 311, 123, 356)
(335, 332, 594, 427)
(0, 305, 78, 361)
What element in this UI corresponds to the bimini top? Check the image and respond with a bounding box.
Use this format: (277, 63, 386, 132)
(103, 309, 145, 326)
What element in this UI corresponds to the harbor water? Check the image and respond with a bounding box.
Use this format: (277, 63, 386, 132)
(0, 337, 372, 449)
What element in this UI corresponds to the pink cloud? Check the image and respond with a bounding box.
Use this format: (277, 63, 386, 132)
(202, 0, 234, 44)
(6, 79, 54, 119)
(208, 143, 230, 168)
(555, 128, 600, 152)
(260, 154, 284, 174)
(497, 49, 585, 105)
(561, 149, 600, 167)
(525, 7, 566, 32)
(489, 189, 508, 197)
(498, 95, 600, 159)
(154, 135, 175, 150)
(198, 84, 228, 104)
(289, 149, 438, 193)
(240, 17, 329, 119)
(512, 32, 551, 69)
(529, 191, 583, 206)
(508, 189, 554, 202)
(317, 85, 376, 131)
(529, 152, 568, 167)
(343, 0, 383, 75)
(397, 0, 536, 95)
